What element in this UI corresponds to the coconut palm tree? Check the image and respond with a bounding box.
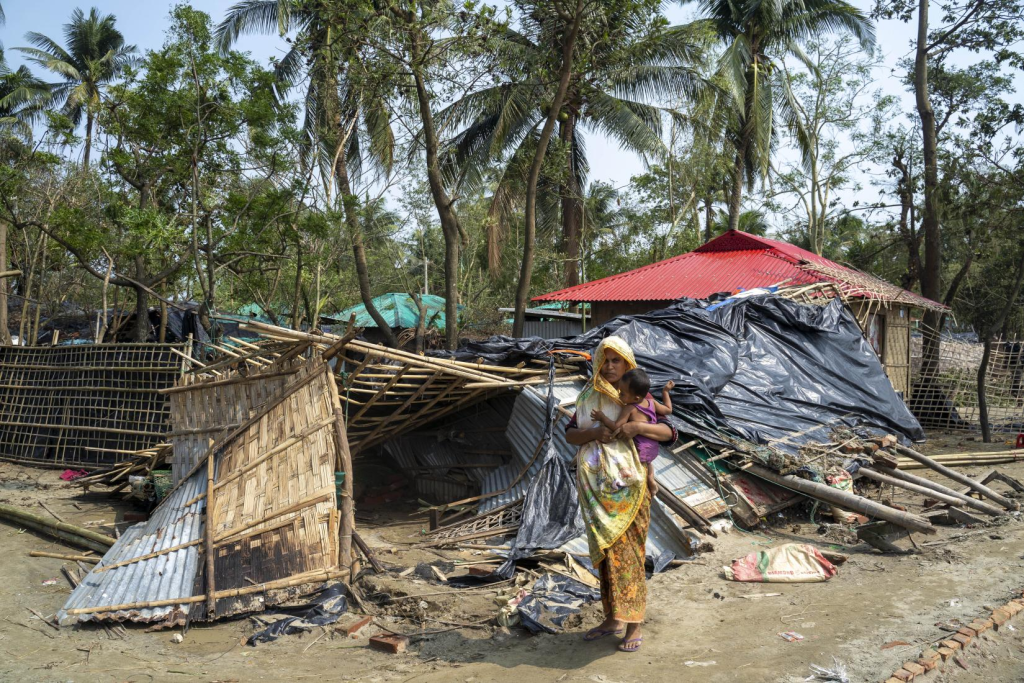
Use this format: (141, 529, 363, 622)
(442, 6, 718, 287)
(16, 7, 136, 167)
(215, 0, 400, 344)
(698, 0, 874, 232)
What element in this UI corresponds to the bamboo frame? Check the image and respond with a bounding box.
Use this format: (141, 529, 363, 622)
(0, 343, 183, 467)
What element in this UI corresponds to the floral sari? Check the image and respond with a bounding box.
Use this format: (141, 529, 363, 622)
(574, 337, 650, 623)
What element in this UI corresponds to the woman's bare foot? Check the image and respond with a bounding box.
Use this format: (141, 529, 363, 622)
(619, 622, 643, 652)
(583, 616, 624, 641)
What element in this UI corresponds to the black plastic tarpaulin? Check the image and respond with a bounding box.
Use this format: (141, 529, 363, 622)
(445, 295, 924, 454)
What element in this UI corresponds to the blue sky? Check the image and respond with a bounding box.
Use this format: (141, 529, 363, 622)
(2, 1, 1017, 212)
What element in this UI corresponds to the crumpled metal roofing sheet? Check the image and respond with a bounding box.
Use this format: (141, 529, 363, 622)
(483, 382, 723, 560)
(57, 468, 206, 625)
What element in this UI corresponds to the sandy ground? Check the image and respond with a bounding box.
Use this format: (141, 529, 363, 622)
(2, 435, 1024, 683)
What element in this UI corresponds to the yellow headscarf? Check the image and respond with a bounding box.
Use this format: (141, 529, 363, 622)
(589, 336, 637, 403)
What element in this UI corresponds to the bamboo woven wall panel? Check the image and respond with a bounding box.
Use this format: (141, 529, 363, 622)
(0, 343, 183, 467)
(200, 360, 341, 619)
(167, 366, 296, 484)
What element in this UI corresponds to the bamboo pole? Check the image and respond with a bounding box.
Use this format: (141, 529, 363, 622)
(203, 435, 217, 619)
(743, 464, 936, 534)
(891, 443, 1020, 511)
(65, 568, 350, 615)
(0, 516, 113, 554)
(0, 504, 116, 547)
(872, 465, 1006, 516)
(858, 467, 1004, 516)
(29, 551, 98, 562)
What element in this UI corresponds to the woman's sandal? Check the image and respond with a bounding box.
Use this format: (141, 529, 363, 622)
(618, 636, 643, 652)
(583, 626, 623, 641)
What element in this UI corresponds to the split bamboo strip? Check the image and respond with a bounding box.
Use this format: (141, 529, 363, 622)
(93, 538, 203, 573)
(212, 490, 333, 544)
(210, 415, 337, 492)
(160, 368, 301, 394)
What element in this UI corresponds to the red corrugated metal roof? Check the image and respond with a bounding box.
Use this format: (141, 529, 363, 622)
(533, 230, 943, 309)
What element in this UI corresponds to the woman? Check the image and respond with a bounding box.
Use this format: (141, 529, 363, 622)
(566, 337, 674, 653)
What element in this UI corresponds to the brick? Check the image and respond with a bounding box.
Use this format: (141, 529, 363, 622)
(970, 619, 992, 634)
(919, 648, 940, 663)
(992, 609, 1011, 626)
(1005, 601, 1023, 615)
(369, 634, 409, 654)
(951, 633, 972, 648)
(339, 615, 373, 638)
(918, 657, 938, 672)
(957, 626, 978, 638)
(892, 669, 913, 682)
(885, 678, 903, 683)
(937, 646, 955, 661)
(941, 639, 961, 652)
(465, 565, 493, 577)
(902, 662, 925, 676)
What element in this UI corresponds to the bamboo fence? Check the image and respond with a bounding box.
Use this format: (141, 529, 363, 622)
(0, 343, 184, 467)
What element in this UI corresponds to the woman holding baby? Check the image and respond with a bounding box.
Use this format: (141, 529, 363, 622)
(564, 336, 677, 653)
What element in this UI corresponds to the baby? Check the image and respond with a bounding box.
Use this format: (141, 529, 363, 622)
(591, 368, 674, 496)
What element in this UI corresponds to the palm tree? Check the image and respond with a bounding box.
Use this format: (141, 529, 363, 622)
(215, 1, 400, 345)
(443, 6, 717, 287)
(698, 0, 874, 232)
(17, 7, 136, 167)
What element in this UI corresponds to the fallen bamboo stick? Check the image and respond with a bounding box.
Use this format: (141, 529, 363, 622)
(29, 551, 99, 563)
(0, 504, 115, 552)
(65, 567, 350, 615)
(897, 458, 1024, 470)
(891, 444, 1020, 511)
(743, 463, 936, 534)
(858, 467, 1004, 517)
(872, 466, 1006, 516)
(352, 531, 385, 574)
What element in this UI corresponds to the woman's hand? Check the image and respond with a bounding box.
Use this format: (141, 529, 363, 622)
(566, 423, 616, 446)
(614, 421, 673, 442)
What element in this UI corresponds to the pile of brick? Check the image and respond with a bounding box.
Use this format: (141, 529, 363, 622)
(882, 591, 1024, 681)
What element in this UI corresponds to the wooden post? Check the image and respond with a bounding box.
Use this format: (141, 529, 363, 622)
(744, 463, 936, 534)
(203, 437, 217, 619)
(333, 405, 355, 581)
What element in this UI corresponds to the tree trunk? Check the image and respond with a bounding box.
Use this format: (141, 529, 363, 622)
(727, 138, 749, 232)
(83, 110, 94, 169)
(30, 235, 46, 345)
(410, 37, 462, 350)
(513, 0, 585, 337)
(292, 242, 303, 331)
(0, 219, 10, 345)
(914, 0, 942, 376)
(560, 112, 582, 288)
(132, 256, 150, 342)
(337, 159, 399, 347)
(703, 197, 714, 244)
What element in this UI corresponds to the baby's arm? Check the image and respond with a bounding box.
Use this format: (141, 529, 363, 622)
(590, 408, 621, 431)
(613, 405, 640, 430)
(653, 380, 675, 416)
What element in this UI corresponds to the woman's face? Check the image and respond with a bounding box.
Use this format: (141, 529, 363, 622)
(600, 348, 627, 385)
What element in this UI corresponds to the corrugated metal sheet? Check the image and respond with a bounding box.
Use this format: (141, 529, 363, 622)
(57, 467, 207, 625)
(383, 398, 514, 504)
(533, 229, 938, 308)
(523, 319, 583, 339)
(483, 382, 724, 560)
